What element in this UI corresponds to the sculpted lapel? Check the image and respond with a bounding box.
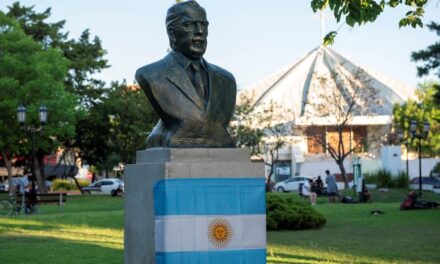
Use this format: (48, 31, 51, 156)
(164, 54, 205, 111)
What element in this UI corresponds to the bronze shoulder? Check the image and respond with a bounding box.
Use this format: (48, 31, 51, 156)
(206, 62, 236, 84)
(135, 59, 167, 85)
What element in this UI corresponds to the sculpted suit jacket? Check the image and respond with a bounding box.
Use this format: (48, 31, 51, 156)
(135, 52, 236, 148)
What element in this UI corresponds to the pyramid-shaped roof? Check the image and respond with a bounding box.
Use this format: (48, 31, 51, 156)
(239, 46, 415, 126)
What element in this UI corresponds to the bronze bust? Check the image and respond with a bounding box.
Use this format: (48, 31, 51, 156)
(136, 1, 236, 148)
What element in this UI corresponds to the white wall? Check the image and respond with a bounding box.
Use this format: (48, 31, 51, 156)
(405, 158, 439, 179)
(300, 159, 353, 178)
(299, 157, 439, 180)
(381, 146, 402, 176)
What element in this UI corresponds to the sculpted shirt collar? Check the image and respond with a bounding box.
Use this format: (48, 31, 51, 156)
(171, 51, 207, 72)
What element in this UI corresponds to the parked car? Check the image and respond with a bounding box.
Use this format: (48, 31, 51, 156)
(273, 176, 313, 193)
(410, 177, 440, 191)
(83, 178, 124, 195)
(410, 177, 440, 187)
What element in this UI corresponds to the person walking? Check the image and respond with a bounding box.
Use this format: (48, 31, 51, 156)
(325, 170, 338, 203)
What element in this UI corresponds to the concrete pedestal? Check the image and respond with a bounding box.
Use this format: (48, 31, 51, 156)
(124, 148, 264, 264)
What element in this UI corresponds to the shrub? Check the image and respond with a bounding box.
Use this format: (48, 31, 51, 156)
(376, 169, 393, 188)
(431, 162, 440, 177)
(52, 179, 76, 191)
(52, 179, 90, 191)
(394, 171, 409, 188)
(364, 172, 378, 185)
(364, 170, 409, 188)
(266, 193, 326, 231)
(77, 179, 90, 188)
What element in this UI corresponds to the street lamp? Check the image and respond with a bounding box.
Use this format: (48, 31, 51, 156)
(16, 105, 48, 206)
(409, 119, 430, 197)
(397, 128, 409, 178)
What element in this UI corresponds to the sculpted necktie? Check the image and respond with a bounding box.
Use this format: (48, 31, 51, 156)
(191, 62, 205, 99)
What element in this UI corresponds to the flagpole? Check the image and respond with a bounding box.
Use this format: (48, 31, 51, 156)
(320, 10, 324, 46)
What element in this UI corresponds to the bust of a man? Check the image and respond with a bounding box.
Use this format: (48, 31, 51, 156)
(135, 1, 236, 148)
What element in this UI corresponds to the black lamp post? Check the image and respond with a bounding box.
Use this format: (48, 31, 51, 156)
(409, 120, 430, 197)
(397, 129, 409, 178)
(17, 105, 48, 204)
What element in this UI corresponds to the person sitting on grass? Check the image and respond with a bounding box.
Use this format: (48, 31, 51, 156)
(400, 191, 439, 210)
(302, 179, 317, 206)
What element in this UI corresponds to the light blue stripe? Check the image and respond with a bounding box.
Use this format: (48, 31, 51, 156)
(154, 178, 265, 216)
(156, 249, 266, 264)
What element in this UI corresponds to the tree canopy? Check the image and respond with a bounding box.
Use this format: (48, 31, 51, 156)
(6, 2, 109, 107)
(311, 0, 431, 45)
(411, 21, 440, 105)
(0, 11, 77, 190)
(393, 81, 440, 155)
(76, 83, 157, 174)
(0, 12, 77, 152)
(394, 22, 440, 153)
(2, 3, 158, 180)
(230, 95, 293, 190)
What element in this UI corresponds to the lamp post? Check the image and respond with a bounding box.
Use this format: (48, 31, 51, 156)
(409, 120, 430, 197)
(17, 105, 48, 205)
(397, 129, 409, 177)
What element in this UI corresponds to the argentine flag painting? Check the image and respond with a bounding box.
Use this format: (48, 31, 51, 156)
(154, 178, 266, 264)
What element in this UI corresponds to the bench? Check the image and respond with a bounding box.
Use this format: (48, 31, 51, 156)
(16, 192, 67, 213)
(36, 192, 67, 205)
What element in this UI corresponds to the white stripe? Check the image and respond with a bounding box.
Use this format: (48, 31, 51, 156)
(155, 214, 266, 252)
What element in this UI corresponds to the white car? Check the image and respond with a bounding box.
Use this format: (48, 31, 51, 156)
(273, 176, 313, 193)
(83, 178, 124, 195)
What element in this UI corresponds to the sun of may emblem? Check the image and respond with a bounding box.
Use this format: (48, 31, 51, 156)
(208, 218, 233, 248)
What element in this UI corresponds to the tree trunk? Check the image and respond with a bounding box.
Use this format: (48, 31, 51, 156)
(266, 166, 274, 192)
(337, 160, 348, 188)
(71, 175, 84, 194)
(34, 156, 47, 193)
(1, 149, 14, 196)
(91, 173, 96, 183)
(266, 151, 276, 192)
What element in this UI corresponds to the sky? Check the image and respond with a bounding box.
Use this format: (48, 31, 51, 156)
(0, 0, 439, 90)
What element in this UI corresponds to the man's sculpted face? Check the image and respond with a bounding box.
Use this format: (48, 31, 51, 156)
(171, 7, 208, 60)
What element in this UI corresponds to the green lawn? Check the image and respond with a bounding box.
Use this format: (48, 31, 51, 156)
(0, 191, 439, 264)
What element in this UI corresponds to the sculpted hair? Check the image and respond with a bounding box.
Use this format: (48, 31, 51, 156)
(166, 1, 206, 48)
(166, 1, 205, 27)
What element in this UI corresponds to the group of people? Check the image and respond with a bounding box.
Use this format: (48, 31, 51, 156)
(301, 170, 338, 205)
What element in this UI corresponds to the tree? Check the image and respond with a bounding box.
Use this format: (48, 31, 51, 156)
(393, 22, 440, 156)
(75, 83, 157, 177)
(230, 94, 265, 156)
(303, 68, 386, 187)
(411, 22, 440, 106)
(0, 12, 77, 193)
(5, 2, 111, 183)
(393, 81, 440, 155)
(6, 2, 109, 107)
(105, 82, 158, 165)
(231, 94, 293, 191)
(311, 0, 431, 45)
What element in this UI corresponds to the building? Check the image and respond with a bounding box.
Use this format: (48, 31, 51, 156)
(239, 46, 416, 180)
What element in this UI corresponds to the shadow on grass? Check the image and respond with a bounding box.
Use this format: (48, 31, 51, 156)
(0, 235, 123, 264)
(268, 251, 332, 263)
(267, 251, 375, 264)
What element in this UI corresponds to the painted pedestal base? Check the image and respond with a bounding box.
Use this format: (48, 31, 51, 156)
(124, 148, 265, 264)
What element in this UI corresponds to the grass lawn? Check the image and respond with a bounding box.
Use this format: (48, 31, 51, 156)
(0, 191, 439, 263)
